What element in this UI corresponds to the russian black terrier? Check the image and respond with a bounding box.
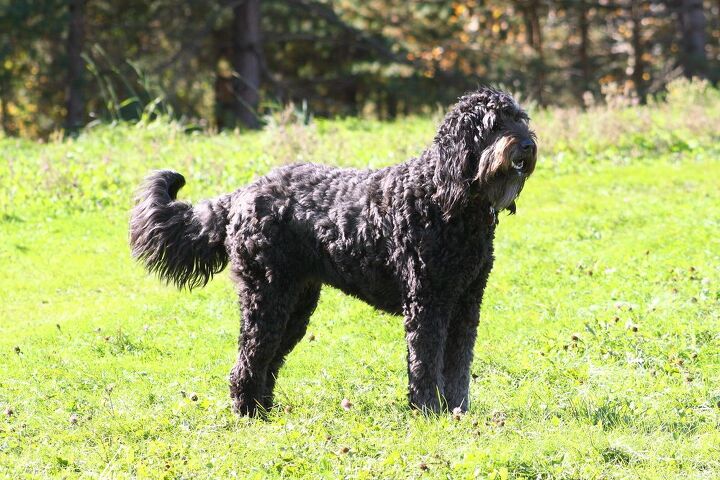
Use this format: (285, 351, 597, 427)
(130, 87, 537, 416)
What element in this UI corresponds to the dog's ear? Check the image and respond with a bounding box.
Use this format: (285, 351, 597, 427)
(432, 114, 476, 220)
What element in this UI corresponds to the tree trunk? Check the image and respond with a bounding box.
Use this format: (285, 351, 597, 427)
(578, 3, 591, 100)
(386, 92, 397, 120)
(630, 2, 646, 103)
(344, 84, 358, 116)
(0, 91, 11, 136)
(0, 77, 12, 136)
(66, 0, 85, 132)
(676, 0, 707, 78)
(213, 28, 234, 130)
(523, 0, 545, 106)
(232, 0, 261, 129)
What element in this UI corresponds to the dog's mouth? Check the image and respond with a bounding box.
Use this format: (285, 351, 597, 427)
(511, 158, 525, 171)
(508, 141, 536, 177)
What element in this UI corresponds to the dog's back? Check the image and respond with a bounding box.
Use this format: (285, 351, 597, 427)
(226, 162, 408, 313)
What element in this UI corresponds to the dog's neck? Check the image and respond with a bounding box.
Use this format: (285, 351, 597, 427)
(463, 190, 500, 226)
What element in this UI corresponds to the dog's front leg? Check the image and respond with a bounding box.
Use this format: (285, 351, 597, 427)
(442, 301, 480, 412)
(403, 302, 449, 413)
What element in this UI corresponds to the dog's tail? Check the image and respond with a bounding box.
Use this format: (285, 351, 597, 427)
(129, 170, 231, 290)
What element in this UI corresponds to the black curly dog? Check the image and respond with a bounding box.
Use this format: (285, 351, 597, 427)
(130, 87, 537, 416)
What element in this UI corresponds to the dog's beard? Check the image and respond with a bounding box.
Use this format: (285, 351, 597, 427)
(488, 175, 525, 211)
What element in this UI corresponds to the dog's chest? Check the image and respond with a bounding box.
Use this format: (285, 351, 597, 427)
(403, 214, 495, 294)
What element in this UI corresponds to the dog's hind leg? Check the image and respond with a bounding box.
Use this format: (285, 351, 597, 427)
(263, 282, 321, 410)
(229, 281, 296, 417)
(442, 301, 480, 412)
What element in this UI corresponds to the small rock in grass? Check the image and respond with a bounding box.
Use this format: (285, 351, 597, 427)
(571, 333, 580, 342)
(69, 413, 79, 425)
(190, 392, 198, 401)
(340, 398, 352, 410)
(419, 462, 428, 471)
(307, 333, 315, 342)
(4, 406, 13, 417)
(452, 407, 463, 420)
(13, 346, 21, 355)
(284, 405, 293, 414)
(338, 446, 349, 454)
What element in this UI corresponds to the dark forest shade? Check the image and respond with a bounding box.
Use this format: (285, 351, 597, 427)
(1, 0, 718, 137)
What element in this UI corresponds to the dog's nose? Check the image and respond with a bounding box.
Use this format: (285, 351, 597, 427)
(520, 138, 536, 153)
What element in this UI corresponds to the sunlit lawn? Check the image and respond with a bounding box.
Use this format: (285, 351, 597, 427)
(1, 94, 719, 477)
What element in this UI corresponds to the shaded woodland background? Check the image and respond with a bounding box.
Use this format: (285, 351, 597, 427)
(0, 0, 718, 137)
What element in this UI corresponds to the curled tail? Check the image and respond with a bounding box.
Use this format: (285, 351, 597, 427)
(129, 170, 230, 290)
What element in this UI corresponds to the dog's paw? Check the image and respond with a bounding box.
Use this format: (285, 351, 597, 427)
(231, 396, 266, 418)
(409, 396, 444, 415)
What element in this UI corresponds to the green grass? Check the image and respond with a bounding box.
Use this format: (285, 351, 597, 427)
(1, 83, 720, 478)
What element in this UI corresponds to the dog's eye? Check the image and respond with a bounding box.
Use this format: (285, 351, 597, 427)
(512, 159, 524, 170)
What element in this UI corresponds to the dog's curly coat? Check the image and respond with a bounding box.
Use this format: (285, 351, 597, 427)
(130, 87, 537, 415)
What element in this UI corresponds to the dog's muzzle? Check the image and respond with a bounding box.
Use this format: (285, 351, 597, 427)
(509, 139, 536, 175)
(491, 142, 535, 211)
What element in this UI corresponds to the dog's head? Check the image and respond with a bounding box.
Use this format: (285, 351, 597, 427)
(432, 87, 537, 220)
